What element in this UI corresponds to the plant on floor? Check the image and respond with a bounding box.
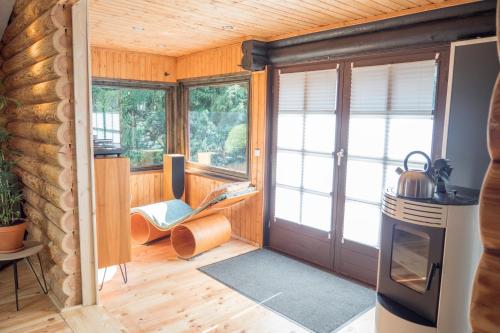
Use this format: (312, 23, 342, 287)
(0, 86, 25, 253)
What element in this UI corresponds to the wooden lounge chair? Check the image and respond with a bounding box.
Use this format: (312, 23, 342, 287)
(130, 183, 257, 258)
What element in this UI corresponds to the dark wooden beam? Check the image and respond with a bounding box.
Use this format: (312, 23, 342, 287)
(241, 0, 496, 70)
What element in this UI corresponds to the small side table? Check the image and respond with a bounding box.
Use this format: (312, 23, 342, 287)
(0, 241, 48, 311)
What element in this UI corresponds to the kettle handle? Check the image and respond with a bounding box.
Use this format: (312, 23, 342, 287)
(404, 151, 432, 173)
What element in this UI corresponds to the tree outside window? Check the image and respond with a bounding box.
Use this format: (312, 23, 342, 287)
(188, 81, 249, 175)
(92, 85, 166, 169)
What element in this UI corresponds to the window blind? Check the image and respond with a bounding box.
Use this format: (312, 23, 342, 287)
(274, 68, 338, 232)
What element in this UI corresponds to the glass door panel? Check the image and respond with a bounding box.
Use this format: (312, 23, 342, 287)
(342, 60, 438, 248)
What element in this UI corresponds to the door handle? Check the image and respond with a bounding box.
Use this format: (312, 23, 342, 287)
(336, 149, 345, 166)
(425, 262, 440, 291)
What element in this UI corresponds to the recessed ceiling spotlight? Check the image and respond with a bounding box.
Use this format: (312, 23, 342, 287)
(158, 44, 167, 48)
(221, 25, 234, 30)
(132, 26, 145, 32)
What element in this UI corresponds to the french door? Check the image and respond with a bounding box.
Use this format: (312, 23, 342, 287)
(269, 63, 343, 269)
(269, 49, 448, 284)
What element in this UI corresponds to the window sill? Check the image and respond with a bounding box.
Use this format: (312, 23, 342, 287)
(185, 164, 249, 183)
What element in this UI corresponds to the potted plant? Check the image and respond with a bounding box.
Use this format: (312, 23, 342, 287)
(0, 89, 24, 253)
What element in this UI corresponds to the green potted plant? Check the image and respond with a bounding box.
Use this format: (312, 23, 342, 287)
(0, 90, 24, 253)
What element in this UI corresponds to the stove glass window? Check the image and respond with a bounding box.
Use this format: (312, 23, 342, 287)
(390, 224, 430, 293)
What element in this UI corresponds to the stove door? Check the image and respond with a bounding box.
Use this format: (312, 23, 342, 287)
(378, 214, 445, 326)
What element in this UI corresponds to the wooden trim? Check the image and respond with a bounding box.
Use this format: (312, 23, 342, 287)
(185, 166, 247, 183)
(92, 77, 177, 89)
(72, 0, 97, 306)
(179, 72, 251, 86)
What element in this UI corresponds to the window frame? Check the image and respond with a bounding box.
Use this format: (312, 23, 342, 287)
(92, 78, 176, 172)
(180, 73, 252, 181)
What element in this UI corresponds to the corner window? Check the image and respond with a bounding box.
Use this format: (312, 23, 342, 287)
(187, 80, 249, 177)
(92, 83, 168, 170)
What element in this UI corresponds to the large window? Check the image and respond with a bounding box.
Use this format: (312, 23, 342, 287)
(92, 84, 167, 169)
(187, 80, 249, 176)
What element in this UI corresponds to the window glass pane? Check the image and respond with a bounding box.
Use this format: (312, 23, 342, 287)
(279, 72, 305, 111)
(347, 116, 386, 158)
(275, 186, 301, 223)
(343, 200, 381, 247)
(305, 69, 337, 111)
(277, 114, 303, 150)
(345, 159, 384, 203)
(387, 117, 433, 161)
(303, 155, 333, 193)
(304, 114, 335, 153)
(92, 86, 166, 169)
(188, 82, 249, 174)
(391, 225, 430, 294)
(302, 193, 332, 231)
(276, 151, 302, 188)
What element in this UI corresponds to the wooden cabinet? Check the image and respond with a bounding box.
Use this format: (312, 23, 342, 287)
(94, 158, 131, 269)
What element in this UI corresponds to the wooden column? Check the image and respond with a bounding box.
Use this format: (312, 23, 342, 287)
(470, 3, 500, 331)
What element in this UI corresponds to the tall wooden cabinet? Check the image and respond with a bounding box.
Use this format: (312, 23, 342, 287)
(94, 157, 131, 269)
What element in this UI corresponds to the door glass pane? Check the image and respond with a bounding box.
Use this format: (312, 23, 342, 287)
(387, 117, 433, 161)
(343, 200, 381, 247)
(347, 116, 386, 158)
(274, 68, 338, 232)
(277, 114, 304, 150)
(302, 193, 332, 231)
(275, 186, 301, 223)
(391, 225, 430, 294)
(304, 114, 335, 153)
(303, 155, 334, 193)
(345, 159, 384, 203)
(276, 151, 301, 187)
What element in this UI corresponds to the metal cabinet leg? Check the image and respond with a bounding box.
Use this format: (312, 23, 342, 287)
(13, 261, 19, 311)
(99, 267, 107, 291)
(119, 263, 128, 284)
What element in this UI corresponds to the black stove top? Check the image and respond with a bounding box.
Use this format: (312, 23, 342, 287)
(387, 185, 479, 206)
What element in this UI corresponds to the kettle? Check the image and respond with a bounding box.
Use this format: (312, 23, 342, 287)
(395, 151, 435, 199)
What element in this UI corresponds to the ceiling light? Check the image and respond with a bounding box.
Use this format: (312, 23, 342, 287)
(221, 25, 234, 30)
(158, 44, 166, 48)
(132, 26, 145, 32)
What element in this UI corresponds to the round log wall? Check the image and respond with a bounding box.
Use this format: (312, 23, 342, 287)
(470, 2, 500, 331)
(0, 0, 80, 308)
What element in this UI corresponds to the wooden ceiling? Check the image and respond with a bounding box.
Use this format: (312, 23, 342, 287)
(89, 0, 476, 57)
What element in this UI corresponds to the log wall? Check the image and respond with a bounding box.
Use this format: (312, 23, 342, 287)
(0, 0, 80, 308)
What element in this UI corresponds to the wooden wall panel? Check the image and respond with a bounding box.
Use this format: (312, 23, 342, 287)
(91, 47, 177, 82)
(0, 0, 80, 307)
(130, 170, 164, 208)
(176, 43, 244, 80)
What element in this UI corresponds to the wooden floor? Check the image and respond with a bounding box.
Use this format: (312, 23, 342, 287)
(0, 239, 375, 333)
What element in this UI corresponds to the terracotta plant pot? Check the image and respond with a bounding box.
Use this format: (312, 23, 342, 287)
(0, 220, 26, 253)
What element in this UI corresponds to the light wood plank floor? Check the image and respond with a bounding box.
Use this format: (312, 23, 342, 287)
(0, 239, 375, 333)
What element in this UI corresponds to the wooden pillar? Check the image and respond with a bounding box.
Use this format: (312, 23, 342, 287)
(470, 2, 500, 331)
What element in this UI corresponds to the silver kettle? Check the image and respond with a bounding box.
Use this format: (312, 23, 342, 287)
(395, 151, 435, 199)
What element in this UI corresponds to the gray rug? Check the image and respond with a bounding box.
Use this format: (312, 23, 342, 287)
(199, 249, 375, 333)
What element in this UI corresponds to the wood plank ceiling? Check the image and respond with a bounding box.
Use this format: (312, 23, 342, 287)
(89, 0, 476, 57)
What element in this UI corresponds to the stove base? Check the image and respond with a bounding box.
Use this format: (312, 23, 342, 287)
(375, 299, 436, 333)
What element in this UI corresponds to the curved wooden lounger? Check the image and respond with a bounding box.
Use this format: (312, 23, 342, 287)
(130, 190, 258, 247)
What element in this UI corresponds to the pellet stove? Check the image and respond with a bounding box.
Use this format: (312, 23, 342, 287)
(376, 187, 480, 333)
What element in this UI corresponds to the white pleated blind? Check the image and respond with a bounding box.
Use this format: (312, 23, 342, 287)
(350, 60, 437, 115)
(274, 68, 338, 232)
(279, 69, 337, 112)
